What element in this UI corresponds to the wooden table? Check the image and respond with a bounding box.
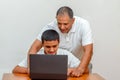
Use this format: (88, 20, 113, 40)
(2, 73, 105, 80)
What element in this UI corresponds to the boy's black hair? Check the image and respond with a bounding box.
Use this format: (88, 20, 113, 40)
(41, 29, 59, 43)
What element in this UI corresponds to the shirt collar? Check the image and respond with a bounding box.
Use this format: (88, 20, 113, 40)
(68, 18, 76, 33)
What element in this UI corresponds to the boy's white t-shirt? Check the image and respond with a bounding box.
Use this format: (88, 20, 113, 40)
(18, 48, 80, 68)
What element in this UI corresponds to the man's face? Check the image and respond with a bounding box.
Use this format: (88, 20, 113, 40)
(43, 40, 59, 55)
(56, 14, 74, 33)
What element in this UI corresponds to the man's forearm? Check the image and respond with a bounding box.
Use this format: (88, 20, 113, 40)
(27, 47, 39, 72)
(28, 46, 40, 54)
(78, 44, 93, 72)
(27, 39, 42, 72)
(28, 39, 42, 54)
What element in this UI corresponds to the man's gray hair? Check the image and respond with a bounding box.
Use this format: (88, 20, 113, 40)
(56, 6, 73, 18)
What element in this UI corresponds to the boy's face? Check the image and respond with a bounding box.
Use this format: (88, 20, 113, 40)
(43, 40, 59, 55)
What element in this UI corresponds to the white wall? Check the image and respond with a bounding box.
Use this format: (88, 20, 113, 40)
(0, 0, 120, 80)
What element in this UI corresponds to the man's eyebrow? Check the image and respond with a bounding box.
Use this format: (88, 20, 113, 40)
(46, 46, 50, 47)
(53, 45, 57, 47)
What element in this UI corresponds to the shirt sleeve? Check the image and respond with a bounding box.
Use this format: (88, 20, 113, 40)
(81, 20, 93, 46)
(65, 50, 80, 68)
(18, 58, 27, 68)
(37, 20, 57, 41)
(18, 49, 44, 68)
(37, 25, 51, 41)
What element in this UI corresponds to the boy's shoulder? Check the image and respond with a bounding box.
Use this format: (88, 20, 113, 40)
(37, 48, 44, 54)
(57, 48, 71, 55)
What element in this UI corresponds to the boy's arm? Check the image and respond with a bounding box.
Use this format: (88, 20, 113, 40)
(12, 65, 28, 74)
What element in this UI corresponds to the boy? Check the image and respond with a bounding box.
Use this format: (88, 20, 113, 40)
(12, 29, 88, 77)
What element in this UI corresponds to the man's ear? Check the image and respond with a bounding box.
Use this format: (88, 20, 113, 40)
(72, 18, 75, 24)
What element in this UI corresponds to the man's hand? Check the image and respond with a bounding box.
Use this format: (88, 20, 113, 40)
(70, 67, 85, 77)
(67, 68, 74, 76)
(68, 67, 88, 77)
(67, 68, 84, 77)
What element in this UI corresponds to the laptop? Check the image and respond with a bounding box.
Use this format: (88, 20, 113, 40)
(29, 54, 68, 80)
